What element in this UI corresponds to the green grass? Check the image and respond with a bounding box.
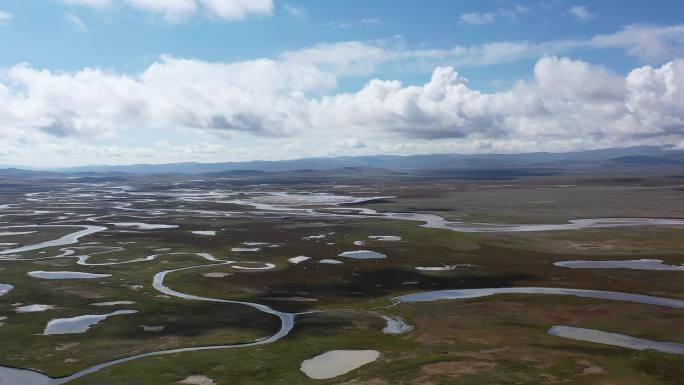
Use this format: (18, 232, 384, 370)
(1, 171, 684, 384)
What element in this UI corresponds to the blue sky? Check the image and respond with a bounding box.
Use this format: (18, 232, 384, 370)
(1, 0, 684, 166)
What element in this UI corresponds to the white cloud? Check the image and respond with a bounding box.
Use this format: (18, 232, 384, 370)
(591, 24, 684, 62)
(283, 24, 684, 76)
(515, 5, 530, 14)
(625, 60, 684, 136)
(2, 54, 684, 164)
(280, 38, 577, 78)
(325, 18, 381, 29)
(569, 5, 595, 22)
(198, 0, 272, 20)
(61, 0, 112, 8)
(65, 13, 87, 30)
(281, 41, 392, 76)
(283, 2, 306, 18)
(359, 18, 380, 25)
(0, 56, 333, 141)
(312, 56, 684, 145)
(459, 12, 497, 25)
(0, 11, 12, 25)
(124, 0, 197, 22)
(3, 23, 684, 165)
(459, 7, 528, 26)
(60, 0, 272, 22)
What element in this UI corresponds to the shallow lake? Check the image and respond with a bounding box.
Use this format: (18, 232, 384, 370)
(0, 225, 106, 255)
(15, 304, 56, 313)
(28, 271, 112, 280)
(548, 326, 684, 355)
(300, 350, 380, 379)
(554, 259, 684, 270)
(319, 259, 343, 264)
(0, 283, 12, 296)
(0, 366, 52, 385)
(338, 250, 386, 259)
(191, 230, 216, 236)
(394, 287, 684, 309)
(44, 310, 137, 335)
(369, 235, 402, 241)
(288, 256, 310, 264)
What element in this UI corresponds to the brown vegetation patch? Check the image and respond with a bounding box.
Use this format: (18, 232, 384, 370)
(339, 379, 392, 385)
(422, 360, 496, 376)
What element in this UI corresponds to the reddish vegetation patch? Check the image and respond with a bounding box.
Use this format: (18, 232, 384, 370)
(423, 360, 496, 376)
(570, 307, 611, 316)
(545, 314, 574, 323)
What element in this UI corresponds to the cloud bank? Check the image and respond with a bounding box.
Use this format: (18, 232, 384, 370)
(60, 0, 273, 22)
(2, 55, 683, 151)
(2, 23, 684, 165)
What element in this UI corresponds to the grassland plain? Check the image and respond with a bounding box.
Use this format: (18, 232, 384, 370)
(0, 169, 683, 384)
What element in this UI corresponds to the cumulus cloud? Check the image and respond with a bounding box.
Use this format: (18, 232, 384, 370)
(310, 57, 629, 141)
(625, 60, 684, 135)
(59, 0, 272, 22)
(3, 23, 684, 165)
(2, 54, 684, 156)
(313, 67, 501, 139)
(0, 56, 333, 141)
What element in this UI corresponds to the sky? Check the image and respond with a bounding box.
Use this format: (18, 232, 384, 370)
(1, 0, 684, 167)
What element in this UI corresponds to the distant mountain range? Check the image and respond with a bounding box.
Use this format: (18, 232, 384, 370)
(1, 146, 684, 176)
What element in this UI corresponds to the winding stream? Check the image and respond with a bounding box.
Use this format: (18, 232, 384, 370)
(0, 262, 296, 385)
(548, 326, 684, 355)
(376, 213, 684, 233)
(394, 287, 684, 309)
(0, 225, 107, 256)
(208, 192, 684, 234)
(6, 283, 680, 384)
(554, 259, 684, 271)
(3, 189, 684, 383)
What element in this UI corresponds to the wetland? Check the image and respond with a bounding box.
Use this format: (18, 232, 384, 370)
(1, 168, 683, 384)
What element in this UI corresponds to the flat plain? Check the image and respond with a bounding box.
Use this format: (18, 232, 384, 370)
(1, 168, 683, 385)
